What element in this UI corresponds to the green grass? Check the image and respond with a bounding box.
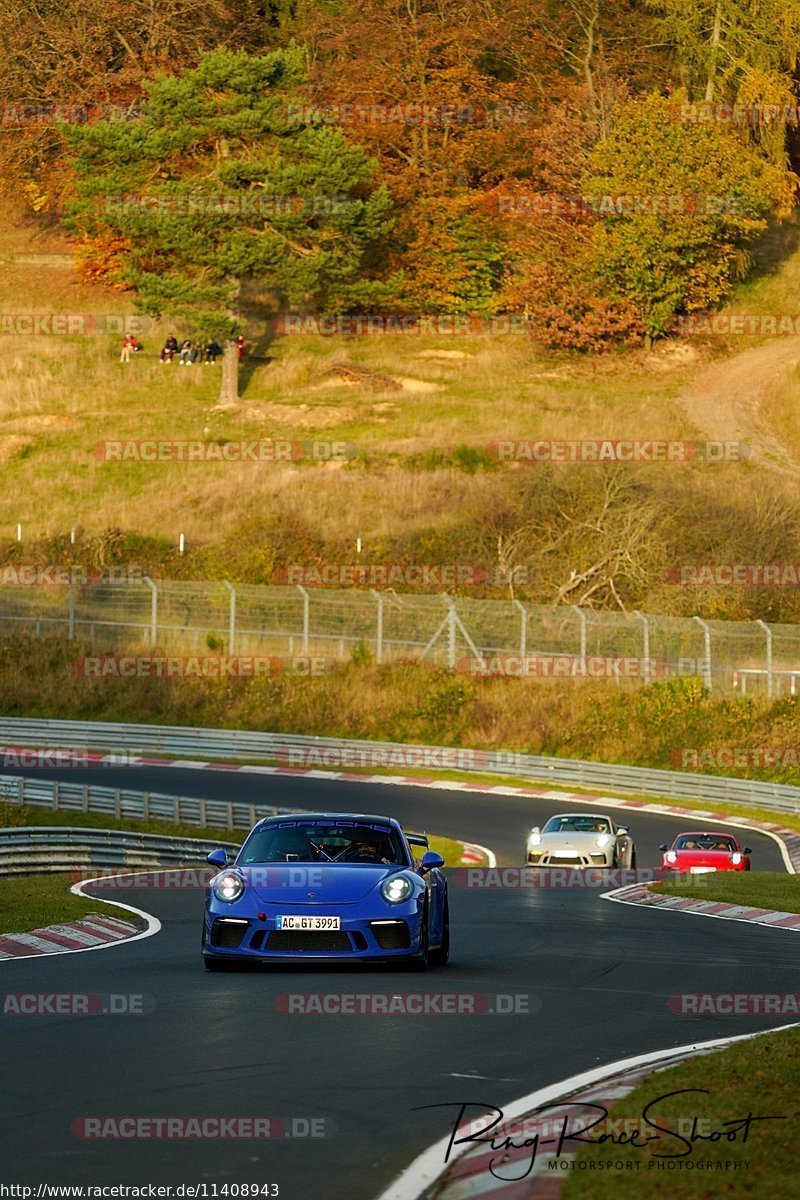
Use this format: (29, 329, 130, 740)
(0, 872, 134, 933)
(561, 1028, 800, 1199)
(652, 871, 800, 911)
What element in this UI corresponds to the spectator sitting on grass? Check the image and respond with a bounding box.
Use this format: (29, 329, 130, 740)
(179, 338, 193, 365)
(160, 335, 179, 362)
(204, 341, 222, 364)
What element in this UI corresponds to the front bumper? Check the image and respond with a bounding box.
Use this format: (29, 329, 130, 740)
(526, 850, 612, 867)
(202, 909, 425, 962)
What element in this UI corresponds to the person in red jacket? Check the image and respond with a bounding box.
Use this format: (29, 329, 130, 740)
(237, 334, 245, 359)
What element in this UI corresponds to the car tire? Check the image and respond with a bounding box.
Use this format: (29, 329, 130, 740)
(429, 897, 450, 966)
(407, 907, 429, 971)
(629, 847, 637, 869)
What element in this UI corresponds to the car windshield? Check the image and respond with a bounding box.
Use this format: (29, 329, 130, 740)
(675, 834, 736, 851)
(238, 820, 409, 865)
(542, 816, 612, 834)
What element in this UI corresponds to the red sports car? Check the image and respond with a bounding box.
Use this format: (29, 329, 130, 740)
(659, 831, 751, 873)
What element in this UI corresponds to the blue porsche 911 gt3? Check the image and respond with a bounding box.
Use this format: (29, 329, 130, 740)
(202, 813, 450, 970)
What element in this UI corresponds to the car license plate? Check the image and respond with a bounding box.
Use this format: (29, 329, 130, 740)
(276, 915, 341, 931)
(689, 866, 716, 874)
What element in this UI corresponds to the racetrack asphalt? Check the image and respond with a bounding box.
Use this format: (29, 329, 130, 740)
(1, 765, 797, 1198)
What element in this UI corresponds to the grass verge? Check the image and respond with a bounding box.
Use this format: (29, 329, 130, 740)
(651, 872, 800, 912)
(561, 1028, 800, 1199)
(0, 872, 134, 933)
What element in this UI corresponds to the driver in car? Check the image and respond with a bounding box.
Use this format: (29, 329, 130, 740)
(343, 835, 393, 864)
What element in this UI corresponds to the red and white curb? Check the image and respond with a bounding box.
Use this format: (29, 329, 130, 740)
(0, 875, 162, 962)
(603, 880, 800, 931)
(374, 1022, 800, 1200)
(0, 914, 140, 959)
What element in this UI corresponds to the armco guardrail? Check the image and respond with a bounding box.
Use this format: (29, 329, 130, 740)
(0, 718, 799, 816)
(0, 769, 308, 831)
(0, 826, 241, 877)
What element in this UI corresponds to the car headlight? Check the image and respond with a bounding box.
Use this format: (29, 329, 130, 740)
(528, 832, 542, 847)
(595, 834, 612, 848)
(381, 875, 414, 904)
(665, 851, 677, 864)
(731, 852, 743, 865)
(213, 872, 245, 902)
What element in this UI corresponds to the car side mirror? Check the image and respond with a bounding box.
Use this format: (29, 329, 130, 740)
(530, 826, 540, 834)
(207, 848, 229, 868)
(743, 847, 752, 855)
(616, 827, 628, 837)
(420, 851, 445, 873)
(658, 843, 668, 852)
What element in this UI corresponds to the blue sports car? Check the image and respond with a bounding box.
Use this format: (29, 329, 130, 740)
(202, 813, 450, 970)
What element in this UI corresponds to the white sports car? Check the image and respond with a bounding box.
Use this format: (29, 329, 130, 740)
(526, 812, 636, 868)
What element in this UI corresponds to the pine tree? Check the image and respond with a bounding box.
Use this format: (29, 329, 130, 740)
(63, 46, 394, 405)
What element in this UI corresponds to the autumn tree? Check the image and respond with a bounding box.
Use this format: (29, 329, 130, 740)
(0, 0, 272, 207)
(583, 93, 794, 338)
(645, 0, 800, 163)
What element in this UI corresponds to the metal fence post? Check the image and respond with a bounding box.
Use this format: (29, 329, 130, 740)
(296, 585, 310, 654)
(441, 596, 457, 669)
(144, 576, 158, 646)
(571, 605, 587, 658)
(68, 582, 75, 640)
(692, 616, 713, 692)
(370, 589, 384, 663)
(223, 581, 236, 654)
(756, 618, 772, 699)
(634, 610, 650, 684)
(514, 599, 527, 658)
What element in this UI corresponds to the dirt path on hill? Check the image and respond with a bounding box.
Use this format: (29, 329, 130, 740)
(675, 337, 800, 475)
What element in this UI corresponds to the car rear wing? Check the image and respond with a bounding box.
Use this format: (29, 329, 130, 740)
(406, 832, 429, 850)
